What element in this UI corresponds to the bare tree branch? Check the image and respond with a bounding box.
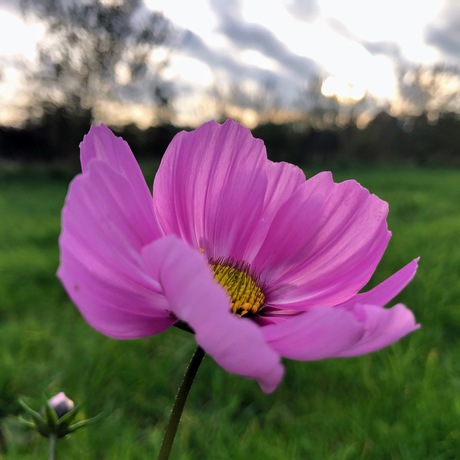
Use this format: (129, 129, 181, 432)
(20, 0, 176, 121)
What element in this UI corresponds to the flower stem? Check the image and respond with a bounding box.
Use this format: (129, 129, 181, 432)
(157, 346, 205, 460)
(49, 434, 57, 460)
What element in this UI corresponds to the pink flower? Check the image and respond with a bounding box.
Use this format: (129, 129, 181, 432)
(58, 120, 419, 393)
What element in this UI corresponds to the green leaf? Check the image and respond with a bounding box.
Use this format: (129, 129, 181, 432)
(18, 399, 46, 426)
(17, 415, 37, 430)
(67, 413, 103, 434)
(45, 402, 58, 430)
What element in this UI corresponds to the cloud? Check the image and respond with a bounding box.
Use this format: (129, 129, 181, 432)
(176, 0, 319, 102)
(361, 41, 403, 62)
(181, 29, 307, 102)
(0, 0, 19, 13)
(209, 0, 317, 84)
(427, 27, 460, 58)
(425, 0, 460, 59)
(182, 30, 282, 83)
(220, 17, 317, 78)
(325, 17, 403, 64)
(426, 24, 460, 60)
(284, 0, 319, 20)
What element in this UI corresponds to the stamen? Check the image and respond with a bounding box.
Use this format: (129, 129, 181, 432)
(210, 258, 265, 317)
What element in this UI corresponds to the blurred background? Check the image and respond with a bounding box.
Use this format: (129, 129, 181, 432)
(1, 1, 460, 458)
(1, 0, 460, 168)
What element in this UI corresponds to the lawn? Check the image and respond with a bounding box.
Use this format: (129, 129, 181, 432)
(0, 166, 459, 459)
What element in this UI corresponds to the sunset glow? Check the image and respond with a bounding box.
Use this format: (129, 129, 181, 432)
(321, 76, 365, 102)
(0, 0, 454, 126)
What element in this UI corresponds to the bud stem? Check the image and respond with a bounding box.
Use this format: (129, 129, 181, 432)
(157, 346, 205, 460)
(49, 434, 57, 460)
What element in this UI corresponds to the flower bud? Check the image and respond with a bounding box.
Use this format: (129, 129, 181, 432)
(19, 393, 101, 439)
(48, 392, 75, 418)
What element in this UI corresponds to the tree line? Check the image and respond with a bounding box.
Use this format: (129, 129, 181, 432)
(1, 108, 460, 169)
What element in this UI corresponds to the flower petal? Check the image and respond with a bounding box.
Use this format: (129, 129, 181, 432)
(59, 249, 174, 338)
(58, 160, 172, 338)
(244, 160, 306, 260)
(80, 124, 160, 235)
(340, 258, 419, 309)
(335, 303, 420, 357)
(262, 307, 365, 360)
(60, 161, 159, 278)
(255, 172, 391, 308)
(264, 160, 306, 207)
(153, 120, 269, 261)
(262, 300, 418, 361)
(260, 259, 419, 357)
(330, 259, 420, 356)
(141, 236, 284, 393)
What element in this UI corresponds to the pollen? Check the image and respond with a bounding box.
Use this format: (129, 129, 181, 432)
(210, 258, 265, 317)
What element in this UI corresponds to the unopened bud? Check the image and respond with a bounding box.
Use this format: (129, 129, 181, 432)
(48, 392, 75, 418)
(19, 393, 101, 439)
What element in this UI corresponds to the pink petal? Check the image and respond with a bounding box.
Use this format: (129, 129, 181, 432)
(153, 120, 269, 261)
(141, 236, 284, 393)
(59, 250, 174, 339)
(261, 258, 418, 322)
(340, 258, 419, 309)
(244, 160, 306, 259)
(264, 161, 306, 213)
(330, 259, 420, 356)
(60, 161, 158, 279)
(262, 301, 418, 361)
(254, 172, 391, 309)
(58, 160, 172, 338)
(335, 303, 420, 357)
(80, 124, 161, 236)
(260, 259, 419, 358)
(262, 307, 365, 360)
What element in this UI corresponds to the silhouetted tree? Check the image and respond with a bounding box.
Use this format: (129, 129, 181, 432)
(398, 64, 460, 118)
(20, 0, 175, 122)
(347, 111, 401, 165)
(296, 75, 341, 129)
(209, 79, 282, 125)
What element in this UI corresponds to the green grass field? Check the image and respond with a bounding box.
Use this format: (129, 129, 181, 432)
(1, 167, 459, 459)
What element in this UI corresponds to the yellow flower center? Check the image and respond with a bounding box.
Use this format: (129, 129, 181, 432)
(210, 259, 265, 317)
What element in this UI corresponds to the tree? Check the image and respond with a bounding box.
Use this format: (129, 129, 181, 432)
(398, 64, 460, 118)
(208, 78, 282, 126)
(295, 75, 341, 129)
(20, 0, 175, 123)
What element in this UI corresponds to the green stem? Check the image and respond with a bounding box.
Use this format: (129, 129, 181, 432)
(49, 434, 57, 460)
(157, 346, 205, 460)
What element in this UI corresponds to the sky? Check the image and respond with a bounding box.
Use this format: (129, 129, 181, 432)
(0, 0, 459, 126)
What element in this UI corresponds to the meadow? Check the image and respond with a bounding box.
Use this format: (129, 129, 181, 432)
(0, 166, 459, 459)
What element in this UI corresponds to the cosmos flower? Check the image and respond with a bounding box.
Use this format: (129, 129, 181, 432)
(58, 120, 419, 393)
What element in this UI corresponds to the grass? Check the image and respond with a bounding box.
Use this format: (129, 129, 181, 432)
(0, 166, 459, 459)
